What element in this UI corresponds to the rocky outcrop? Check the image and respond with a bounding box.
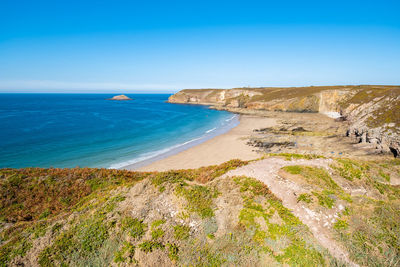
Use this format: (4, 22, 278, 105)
(169, 85, 400, 157)
(341, 89, 400, 157)
(168, 89, 262, 106)
(168, 87, 348, 113)
(108, 94, 133, 100)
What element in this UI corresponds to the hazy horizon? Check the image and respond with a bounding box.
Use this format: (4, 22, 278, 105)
(1, 0, 399, 93)
(1, 84, 400, 95)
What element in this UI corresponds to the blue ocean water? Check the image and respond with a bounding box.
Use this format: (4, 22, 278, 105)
(0, 94, 238, 169)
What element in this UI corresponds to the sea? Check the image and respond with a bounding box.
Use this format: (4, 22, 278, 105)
(0, 94, 238, 169)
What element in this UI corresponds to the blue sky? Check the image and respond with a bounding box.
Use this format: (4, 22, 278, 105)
(0, 0, 399, 92)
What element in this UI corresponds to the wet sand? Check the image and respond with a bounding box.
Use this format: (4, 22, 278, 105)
(129, 115, 277, 171)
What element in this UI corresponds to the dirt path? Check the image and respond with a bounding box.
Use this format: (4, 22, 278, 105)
(223, 157, 359, 266)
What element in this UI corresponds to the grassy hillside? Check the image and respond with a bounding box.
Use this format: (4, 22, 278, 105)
(1, 156, 399, 266)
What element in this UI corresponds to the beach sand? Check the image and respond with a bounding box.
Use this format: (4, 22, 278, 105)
(132, 115, 276, 171)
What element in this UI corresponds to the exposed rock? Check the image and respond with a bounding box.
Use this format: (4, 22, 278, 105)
(107, 94, 133, 100)
(169, 85, 400, 157)
(247, 140, 296, 149)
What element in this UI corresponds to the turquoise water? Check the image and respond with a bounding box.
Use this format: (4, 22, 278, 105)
(0, 94, 238, 169)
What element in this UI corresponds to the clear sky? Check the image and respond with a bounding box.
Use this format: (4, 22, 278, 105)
(0, 0, 399, 93)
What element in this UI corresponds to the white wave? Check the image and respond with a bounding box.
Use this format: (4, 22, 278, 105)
(206, 127, 217, 133)
(108, 136, 203, 169)
(225, 115, 237, 122)
(109, 114, 240, 169)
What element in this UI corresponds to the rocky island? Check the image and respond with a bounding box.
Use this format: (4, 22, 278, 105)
(108, 94, 133, 100)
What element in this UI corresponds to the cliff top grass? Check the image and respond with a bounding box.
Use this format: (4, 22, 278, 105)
(0, 167, 152, 223)
(1, 156, 400, 266)
(179, 85, 400, 103)
(0, 159, 247, 225)
(329, 158, 400, 266)
(175, 85, 400, 130)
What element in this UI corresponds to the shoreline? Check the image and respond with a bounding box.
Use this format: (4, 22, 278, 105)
(129, 109, 389, 172)
(130, 114, 277, 171)
(118, 113, 241, 170)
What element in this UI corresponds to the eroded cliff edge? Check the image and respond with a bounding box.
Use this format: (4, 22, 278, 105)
(168, 85, 400, 157)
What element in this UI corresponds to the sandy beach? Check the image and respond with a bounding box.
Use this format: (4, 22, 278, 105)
(131, 115, 276, 171)
(130, 109, 385, 172)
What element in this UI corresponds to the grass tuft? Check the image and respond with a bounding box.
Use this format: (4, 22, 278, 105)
(176, 184, 219, 218)
(121, 217, 147, 239)
(173, 224, 190, 240)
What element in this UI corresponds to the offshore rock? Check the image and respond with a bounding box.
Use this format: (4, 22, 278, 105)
(108, 94, 133, 100)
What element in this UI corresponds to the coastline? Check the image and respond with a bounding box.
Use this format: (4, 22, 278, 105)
(116, 113, 241, 170)
(129, 108, 389, 172)
(128, 114, 277, 171)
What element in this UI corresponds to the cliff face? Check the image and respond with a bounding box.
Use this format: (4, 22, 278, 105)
(168, 85, 400, 157)
(168, 86, 352, 112)
(340, 87, 400, 157)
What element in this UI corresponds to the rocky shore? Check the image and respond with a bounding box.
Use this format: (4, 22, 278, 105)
(168, 85, 400, 157)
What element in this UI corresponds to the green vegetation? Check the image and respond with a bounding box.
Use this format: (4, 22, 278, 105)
(121, 217, 147, 239)
(331, 158, 368, 181)
(38, 214, 111, 266)
(151, 219, 166, 229)
(331, 158, 400, 199)
(167, 243, 179, 261)
(233, 176, 332, 265)
(297, 193, 313, 203)
(234, 175, 272, 196)
(0, 236, 32, 266)
(178, 241, 227, 266)
(0, 160, 253, 265)
(176, 184, 219, 218)
(328, 158, 400, 266)
(151, 159, 248, 190)
(282, 165, 339, 190)
(51, 222, 63, 234)
(282, 165, 352, 207)
(335, 199, 400, 266)
(0, 167, 150, 223)
(343, 87, 400, 129)
(312, 190, 336, 208)
(379, 169, 391, 182)
(138, 240, 165, 253)
(333, 219, 348, 230)
(1, 157, 399, 266)
(150, 219, 166, 240)
(38, 209, 51, 220)
(27, 221, 48, 239)
(151, 228, 165, 240)
(173, 224, 190, 240)
(114, 242, 136, 263)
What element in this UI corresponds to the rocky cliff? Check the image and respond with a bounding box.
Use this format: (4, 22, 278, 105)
(168, 85, 400, 157)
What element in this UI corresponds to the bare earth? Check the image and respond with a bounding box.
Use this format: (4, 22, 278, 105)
(136, 115, 275, 171)
(223, 157, 358, 266)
